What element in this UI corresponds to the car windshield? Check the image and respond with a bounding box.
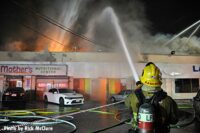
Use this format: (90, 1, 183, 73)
(5, 87, 24, 93)
(58, 89, 74, 93)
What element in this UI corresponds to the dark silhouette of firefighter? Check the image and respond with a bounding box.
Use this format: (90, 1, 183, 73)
(125, 62, 178, 133)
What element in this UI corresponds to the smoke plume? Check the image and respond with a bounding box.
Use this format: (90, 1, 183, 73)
(0, 0, 200, 55)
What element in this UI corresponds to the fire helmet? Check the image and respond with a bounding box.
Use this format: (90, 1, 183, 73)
(140, 62, 162, 87)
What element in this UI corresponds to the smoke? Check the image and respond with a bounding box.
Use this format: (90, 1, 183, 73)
(167, 36, 200, 54)
(142, 31, 200, 55)
(0, 0, 85, 52)
(78, 0, 200, 56)
(36, 0, 83, 52)
(75, 0, 150, 61)
(5, 40, 27, 51)
(1, 0, 200, 55)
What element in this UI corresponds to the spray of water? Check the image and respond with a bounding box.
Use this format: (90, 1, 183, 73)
(34, 0, 82, 51)
(101, 7, 139, 81)
(163, 20, 200, 46)
(56, 0, 82, 43)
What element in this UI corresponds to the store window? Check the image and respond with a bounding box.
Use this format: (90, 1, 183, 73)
(175, 78, 199, 93)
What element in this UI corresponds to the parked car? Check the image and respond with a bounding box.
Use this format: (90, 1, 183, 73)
(193, 89, 200, 121)
(2, 87, 25, 103)
(43, 88, 84, 106)
(109, 89, 133, 102)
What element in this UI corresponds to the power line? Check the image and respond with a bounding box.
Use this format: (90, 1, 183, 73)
(21, 23, 65, 47)
(10, 0, 111, 49)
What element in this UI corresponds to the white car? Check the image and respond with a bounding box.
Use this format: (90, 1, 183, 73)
(43, 88, 84, 106)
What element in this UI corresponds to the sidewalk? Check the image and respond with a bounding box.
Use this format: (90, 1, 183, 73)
(175, 99, 193, 104)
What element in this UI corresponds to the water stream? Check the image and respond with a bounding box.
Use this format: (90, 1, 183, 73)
(101, 7, 139, 81)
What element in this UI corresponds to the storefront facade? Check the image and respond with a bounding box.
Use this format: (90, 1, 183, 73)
(0, 62, 127, 102)
(0, 64, 68, 101)
(0, 52, 200, 101)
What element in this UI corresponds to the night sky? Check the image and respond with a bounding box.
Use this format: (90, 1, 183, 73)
(143, 0, 200, 34)
(0, 0, 200, 52)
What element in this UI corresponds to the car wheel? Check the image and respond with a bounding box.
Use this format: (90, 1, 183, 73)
(44, 96, 48, 103)
(110, 97, 116, 103)
(59, 98, 64, 107)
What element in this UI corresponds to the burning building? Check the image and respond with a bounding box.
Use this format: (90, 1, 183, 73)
(0, 51, 199, 102)
(0, 0, 199, 102)
(0, 51, 133, 102)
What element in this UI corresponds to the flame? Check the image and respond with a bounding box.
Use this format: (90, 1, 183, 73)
(35, 27, 70, 52)
(34, 26, 94, 52)
(48, 41, 66, 52)
(8, 27, 93, 52)
(6, 41, 27, 51)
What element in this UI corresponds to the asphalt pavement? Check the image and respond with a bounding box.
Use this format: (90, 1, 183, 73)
(0, 100, 198, 133)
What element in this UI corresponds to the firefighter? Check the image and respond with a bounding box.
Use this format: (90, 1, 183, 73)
(125, 62, 178, 133)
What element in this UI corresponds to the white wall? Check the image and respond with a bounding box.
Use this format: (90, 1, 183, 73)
(1, 51, 200, 99)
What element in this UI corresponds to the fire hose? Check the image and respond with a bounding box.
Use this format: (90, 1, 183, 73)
(0, 100, 124, 133)
(0, 102, 195, 133)
(90, 103, 196, 133)
(0, 109, 80, 133)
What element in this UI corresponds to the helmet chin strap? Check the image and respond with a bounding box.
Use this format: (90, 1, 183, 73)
(141, 84, 161, 92)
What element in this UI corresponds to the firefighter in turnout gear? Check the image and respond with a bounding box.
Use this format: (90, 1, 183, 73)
(125, 62, 179, 133)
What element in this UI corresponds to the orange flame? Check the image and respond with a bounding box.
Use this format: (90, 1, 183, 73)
(10, 27, 93, 52)
(6, 41, 27, 51)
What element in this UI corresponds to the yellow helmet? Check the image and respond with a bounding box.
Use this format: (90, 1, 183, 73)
(140, 62, 162, 87)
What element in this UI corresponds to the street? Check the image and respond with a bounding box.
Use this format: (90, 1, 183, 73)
(0, 100, 198, 133)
